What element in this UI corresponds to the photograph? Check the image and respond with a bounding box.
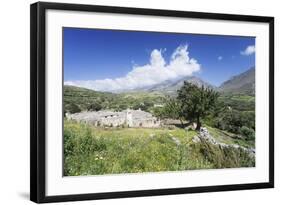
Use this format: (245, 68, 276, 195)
(63, 28, 256, 176)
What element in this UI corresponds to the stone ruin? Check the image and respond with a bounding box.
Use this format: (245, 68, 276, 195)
(66, 109, 161, 128)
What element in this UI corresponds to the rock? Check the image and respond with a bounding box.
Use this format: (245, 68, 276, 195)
(231, 135, 244, 140)
(248, 148, 256, 158)
(185, 123, 197, 131)
(231, 144, 240, 149)
(219, 143, 229, 148)
(192, 135, 201, 143)
(249, 148, 255, 153)
(171, 136, 181, 146)
(149, 134, 155, 138)
(184, 126, 192, 131)
(198, 127, 217, 144)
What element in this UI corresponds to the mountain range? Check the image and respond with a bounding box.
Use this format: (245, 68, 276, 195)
(64, 67, 255, 114)
(126, 67, 255, 95)
(66, 67, 255, 96)
(219, 67, 255, 95)
(143, 76, 215, 96)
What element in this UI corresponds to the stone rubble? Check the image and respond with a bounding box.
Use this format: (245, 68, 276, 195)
(171, 136, 181, 146)
(193, 127, 255, 158)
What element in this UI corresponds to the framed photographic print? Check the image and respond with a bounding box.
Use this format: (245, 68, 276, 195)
(30, 2, 274, 203)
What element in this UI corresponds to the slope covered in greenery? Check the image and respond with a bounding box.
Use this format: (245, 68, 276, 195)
(64, 85, 166, 113)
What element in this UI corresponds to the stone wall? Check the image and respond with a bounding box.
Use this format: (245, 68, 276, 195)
(192, 127, 255, 158)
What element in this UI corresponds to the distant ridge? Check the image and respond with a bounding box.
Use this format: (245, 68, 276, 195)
(65, 67, 255, 96)
(123, 76, 215, 96)
(219, 67, 255, 95)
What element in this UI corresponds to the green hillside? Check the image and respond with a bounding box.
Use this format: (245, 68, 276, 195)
(218, 93, 255, 111)
(64, 85, 167, 114)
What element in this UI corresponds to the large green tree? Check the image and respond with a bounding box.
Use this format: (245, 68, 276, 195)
(177, 82, 219, 130)
(161, 98, 185, 126)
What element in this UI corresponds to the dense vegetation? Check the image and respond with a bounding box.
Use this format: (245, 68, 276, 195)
(64, 120, 254, 176)
(211, 94, 255, 142)
(152, 83, 255, 142)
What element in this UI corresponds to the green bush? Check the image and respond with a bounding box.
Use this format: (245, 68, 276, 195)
(213, 109, 255, 134)
(191, 139, 255, 168)
(240, 126, 255, 141)
(64, 103, 81, 114)
(87, 101, 102, 111)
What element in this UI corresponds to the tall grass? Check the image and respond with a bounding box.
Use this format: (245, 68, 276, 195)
(64, 120, 254, 176)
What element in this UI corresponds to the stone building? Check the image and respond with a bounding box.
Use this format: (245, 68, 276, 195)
(66, 109, 161, 128)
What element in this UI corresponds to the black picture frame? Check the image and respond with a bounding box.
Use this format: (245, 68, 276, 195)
(30, 1, 274, 203)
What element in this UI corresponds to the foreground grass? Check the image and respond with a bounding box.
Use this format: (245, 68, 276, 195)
(64, 120, 254, 176)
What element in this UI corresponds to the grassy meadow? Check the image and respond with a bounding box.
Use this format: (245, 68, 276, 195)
(64, 120, 254, 176)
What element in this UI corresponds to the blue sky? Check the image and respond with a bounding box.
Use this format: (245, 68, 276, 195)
(64, 27, 255, 91)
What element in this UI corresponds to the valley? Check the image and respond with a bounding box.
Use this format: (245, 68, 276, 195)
(64, 67, 256, 176)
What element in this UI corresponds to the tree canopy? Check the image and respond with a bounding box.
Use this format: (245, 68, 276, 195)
(177, 82, 219, 130)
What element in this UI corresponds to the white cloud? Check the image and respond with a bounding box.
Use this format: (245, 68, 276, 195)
(65, 44, 200, 92)
(240, 45, 255, 56)
(218, 56, 223, 61)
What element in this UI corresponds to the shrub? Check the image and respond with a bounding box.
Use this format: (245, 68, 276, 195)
(213, 109, 255, 134)
(240, 126, 255, 141)
(87, 101, 102, 111)
(191, 139, 255, 168)
(64, 103, 81, 114)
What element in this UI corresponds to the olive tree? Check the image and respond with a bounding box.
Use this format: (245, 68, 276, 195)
(177, 82, 219, 130)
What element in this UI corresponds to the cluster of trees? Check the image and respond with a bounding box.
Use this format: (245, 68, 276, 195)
(212, 110, 255, 140)
(219, 94, 255, 111)
(66, 98, 158, 113)
(155, 82, 255, 140)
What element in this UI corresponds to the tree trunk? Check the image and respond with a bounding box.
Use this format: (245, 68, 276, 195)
(179, 118, 184, 128)
(196, 115, 201, 130)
